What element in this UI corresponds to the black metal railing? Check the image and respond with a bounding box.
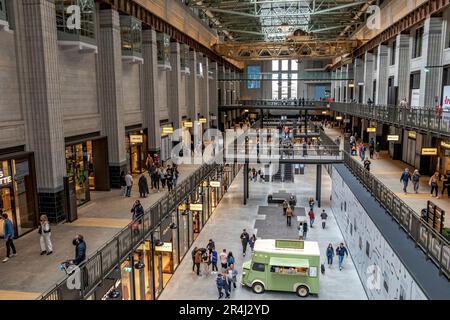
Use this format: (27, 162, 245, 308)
(329, 102, 450, 137)
(322, 129, 450, 279)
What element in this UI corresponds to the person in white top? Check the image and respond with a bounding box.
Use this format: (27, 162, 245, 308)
(39, 215, 53, 255)
(125, 171, 133, 197)
(219, 249, 228, 270)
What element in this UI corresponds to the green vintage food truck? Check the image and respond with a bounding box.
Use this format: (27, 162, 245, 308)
(241, 239, 320, 297)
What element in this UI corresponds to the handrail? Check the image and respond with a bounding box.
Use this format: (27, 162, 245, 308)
(328, 101, 450, 137)
(322, 130, 450, 280)
(38, 125, 255, 300)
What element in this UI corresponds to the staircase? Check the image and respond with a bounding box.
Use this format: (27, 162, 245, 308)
(284, 164, 294, 182)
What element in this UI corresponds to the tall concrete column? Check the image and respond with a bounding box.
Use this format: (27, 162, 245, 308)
(331, 72, 336, 100)
(363, 52, 374, 103)
(20, 0, 66, 222)
(199, 55, 210, 126)
(422, 17, 444, 108)
(220, 65, 227, 105)
(209, 61, 219, 128)
(376, 45, 389, 105)
(187, 49, 199, 121)
(235, 70, 241, 101)
(142, 28, 161, 155)
(167, 41, 182, 129)
(299, 61, 306, 99)
(226, 68, 232, 105)
(98, 9, 127, 188)
(354, 57, 364, 103)
(396, 33, 411, 104)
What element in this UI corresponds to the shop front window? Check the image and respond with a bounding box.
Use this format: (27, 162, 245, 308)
(0, 156, 37, 238)
(120, 259, 134, 300)
(133, 242, 153, 300)
(66, 143, 91, 206)
(178, 202, 190, 259)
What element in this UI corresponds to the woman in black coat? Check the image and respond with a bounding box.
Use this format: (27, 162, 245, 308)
(138, 174, 149, 198)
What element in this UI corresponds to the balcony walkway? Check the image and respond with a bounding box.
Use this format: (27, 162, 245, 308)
(325, 128, 450, 229)
(0, 164, 200, 299)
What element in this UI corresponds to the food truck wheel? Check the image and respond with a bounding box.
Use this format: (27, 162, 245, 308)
(296, 285, 309, 297)
(252, 282, 265, 294)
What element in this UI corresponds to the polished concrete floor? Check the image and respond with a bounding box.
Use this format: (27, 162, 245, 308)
(159, 166, 368, 300)
(0, 164, 200, 299)
(326, 128, 450, 228)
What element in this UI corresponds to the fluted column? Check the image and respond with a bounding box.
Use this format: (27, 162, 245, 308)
(199, 54, 210, 127)
(396, 33, 411, 105)
(98, 9, 127, 188)
(376, 45, 389, 105)
(209, 61, 219, 128)
(142, 28, 161, 155)
(354, 57, 364, 103)
(20, 0, 66, 222)
(363, 52, 374, 103)
(422, 17, 444, 108)
(167, 41, 182, 129)
(187, 49, 198, 121)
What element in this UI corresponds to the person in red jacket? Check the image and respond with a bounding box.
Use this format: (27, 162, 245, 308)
(308, 209, 315, 228)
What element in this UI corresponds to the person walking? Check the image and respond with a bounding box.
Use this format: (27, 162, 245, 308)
(400, 168, 411, 195)
(191, 247, 198, 273)
(227, 252, 235, 266)
(131, 200, 144, 234)
(336, 243, 349, 271)
(282, 200, 289, 216)
(166, 170, 173, 192)
(207, 239, 215, 255)
(412, 169, 421, 194)
(202, 249, 210, 276)
(308, 198, 315, 211)
(249, 234, 257, 252)
(160, 168, 167, 190)
(120, 171, 127, 196)
(429, 172, 440, 198)
(216, 273, 226, 299)
(326, 244, 334, 267)
(194, 248, 202, 276)
(302, 221, 309, 239)
(222, 271, 231, 299)
(442, 174, 450, 198)
(320, 210, 328, 229)
(2, 212, 17, 263)
(220, 249, 228, 270)
(240, 229, 250, 256)
(375, 142, 381, 159)
(125, 171, 133, 197)
(211, 249, 219, 273)
(138, 174, 149, 198)
(71, 234, 86, 266)
(363, 158, 371, 172)
(308, 209, 315, 228)
(297, 222, 304, 240)
(369, 138, 375, 159)
(360, 144, 367, 161)
(39, 215, 53, 255)
(227, 264, 238, 293)
(286, 206, 294, 227)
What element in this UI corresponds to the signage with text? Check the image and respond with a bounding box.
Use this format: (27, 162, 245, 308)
(367, 127, 377, 133)
(210, 181, 221, 188)
(387, 135, 400, 142)
(408, 131, 417, 140)
(422, 148, 438, 156)
(441, 141, 450, 149)
(443, 85, 450, 111)
(183, 121, 193, 128)
(0, 170, 12, 186)
(162, 127, 174, 135)
(189, 204, 203, 211)
(336, 116, 343, 120)
(129, 135, 143, 144)
(199, 118, 207, 123)
(343, 119, 351, 124)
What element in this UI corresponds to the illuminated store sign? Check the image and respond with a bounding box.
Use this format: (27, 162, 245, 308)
(183, 121, 193, 128)
(210, 181, 221, 188)
(0, 170, 12, 186)
(408, 131, 417, 140)
(336, 116, 343, 120)
(189, 204, 203, 211)
(367, 128, 377, 133)
(387, 135, 400, 142)
(129, 135, 143, 144)
(162, 127, 174, 135)
(155, 242, 173, 253)
(422, 148, 438, 156)
(441, 141, 450, 149)
(199, 118, 207, 123)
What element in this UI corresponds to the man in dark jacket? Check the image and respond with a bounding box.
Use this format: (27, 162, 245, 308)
(72, 235, 86, 266)
(138, 174, 149, 198)
(240, 229, 250, 257)
(337, 243, 349, 271)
